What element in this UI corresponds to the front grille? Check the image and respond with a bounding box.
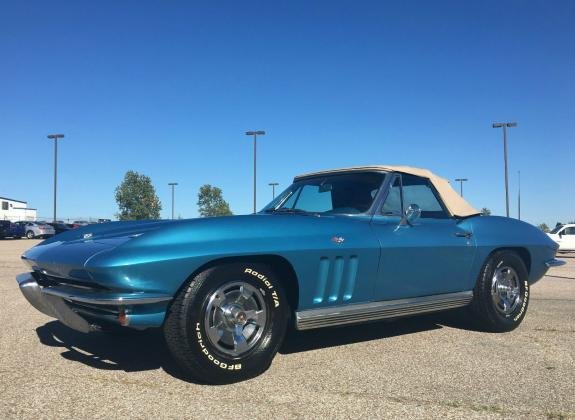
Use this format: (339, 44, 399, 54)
(32, 271, 109, 291)
(66, 300, 120, 316)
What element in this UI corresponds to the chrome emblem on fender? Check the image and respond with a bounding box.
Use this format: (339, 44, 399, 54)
(83, 233, 93, 239)
(331, 236, 345, 244)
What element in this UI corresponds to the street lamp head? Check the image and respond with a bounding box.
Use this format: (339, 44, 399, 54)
(245, 131, 265, 136)
(47, 134, 65, 139)
(455, 178, 468, 182)
(492, 122, 517, 128)
(268, 182, 279, 186)
(168, 182, 178, 186)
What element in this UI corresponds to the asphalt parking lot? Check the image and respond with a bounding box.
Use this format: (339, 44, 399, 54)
(1, 240, 573, 418)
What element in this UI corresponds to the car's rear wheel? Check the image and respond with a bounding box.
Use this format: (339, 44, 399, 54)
(471, 250, 530, 332)
(164, 263, 289, 384)
(26, 230, 34, 239)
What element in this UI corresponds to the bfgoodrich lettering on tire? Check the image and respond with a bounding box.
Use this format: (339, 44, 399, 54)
(163, 262, 289, 384)
(471, 250, 530, 332)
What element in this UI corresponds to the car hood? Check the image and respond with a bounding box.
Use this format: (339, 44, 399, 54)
(23, 214, 367, 274)
(22, 220, 175, 275)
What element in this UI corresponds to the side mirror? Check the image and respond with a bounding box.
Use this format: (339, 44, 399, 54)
(401, 204, 421, 226)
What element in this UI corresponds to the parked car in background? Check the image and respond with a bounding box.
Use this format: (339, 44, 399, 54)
(0, 220, 24, 239)
(0, 221, 11, 239)
(47, 222, 73, 235)
(98, 219, 112, 223)
(17, 165, 564, 384)
(70, 221, 90, 228)
(11, 221, 25, 238)
(547, 223, 575, 251)
(15, 221, 55, 239)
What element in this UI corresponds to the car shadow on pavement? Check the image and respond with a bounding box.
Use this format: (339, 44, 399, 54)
(35, 321, 203, 383)
(35, 309, 479, 381)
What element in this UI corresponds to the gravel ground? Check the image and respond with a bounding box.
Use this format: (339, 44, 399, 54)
(1, 239, 573, 419)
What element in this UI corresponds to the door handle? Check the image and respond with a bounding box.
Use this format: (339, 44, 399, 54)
(455, 231, 473, 238)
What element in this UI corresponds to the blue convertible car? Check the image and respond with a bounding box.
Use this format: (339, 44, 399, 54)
(18, 165, 564, 383)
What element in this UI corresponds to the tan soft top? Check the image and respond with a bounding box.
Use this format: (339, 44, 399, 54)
(294, 165, 479, 217)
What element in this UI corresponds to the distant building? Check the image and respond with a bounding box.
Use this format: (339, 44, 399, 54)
(0, 196, 37, 222)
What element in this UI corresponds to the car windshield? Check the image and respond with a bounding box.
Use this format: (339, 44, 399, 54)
(262, 172, 385, 215)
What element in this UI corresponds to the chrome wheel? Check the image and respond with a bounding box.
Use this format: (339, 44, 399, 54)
(491, 266, 521, 315)
(204, 282, 267, 357)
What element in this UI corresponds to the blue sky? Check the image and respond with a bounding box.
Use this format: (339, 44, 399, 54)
(1, 1, 573, 225)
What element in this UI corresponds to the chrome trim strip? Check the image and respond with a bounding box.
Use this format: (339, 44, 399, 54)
(295, 291, 473, 331)
(545, 258, 566, 268)
(41, 287, 172, 305)
(17, 272, 172, 306)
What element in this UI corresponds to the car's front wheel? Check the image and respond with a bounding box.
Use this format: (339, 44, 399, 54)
(26, 230, 35, 239)
(164, 263, 289, 384)
(471, 250, 530, 332)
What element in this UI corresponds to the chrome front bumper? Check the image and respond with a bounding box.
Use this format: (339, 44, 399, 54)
(16, 273, 172, 333)
(17, 273, 92, 332)
(545, 258, 566, 268)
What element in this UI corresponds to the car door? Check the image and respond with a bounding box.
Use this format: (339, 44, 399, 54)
(559, 226, 575, 250)
(370, 173, 476, 300)
(264, 172, 385, 311)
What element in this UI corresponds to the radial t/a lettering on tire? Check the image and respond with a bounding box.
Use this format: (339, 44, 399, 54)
(163, 263, 290, 384)
(471, 250, 530, 332)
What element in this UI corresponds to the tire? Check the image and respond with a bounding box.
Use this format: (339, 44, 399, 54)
(471, 250, 530, 332)
(164, 262, 290, 384)
(26, 230, 35, 239)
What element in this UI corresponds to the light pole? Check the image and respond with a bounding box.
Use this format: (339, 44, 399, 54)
(268, 182, 279, 199)
(454, 178, 468, 197)
(492, 122, 517, 217)
(47, 134, 65, 222)
(245, 130, 265, 213)
(518, 170, 521, 221)
(168, 182, 178, 220)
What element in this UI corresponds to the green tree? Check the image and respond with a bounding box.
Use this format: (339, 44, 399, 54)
(537, 223, 550, 233)
(480, 207, 491, 216)
(197, 184, 233, 217)
(115, 170, 162, 220)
